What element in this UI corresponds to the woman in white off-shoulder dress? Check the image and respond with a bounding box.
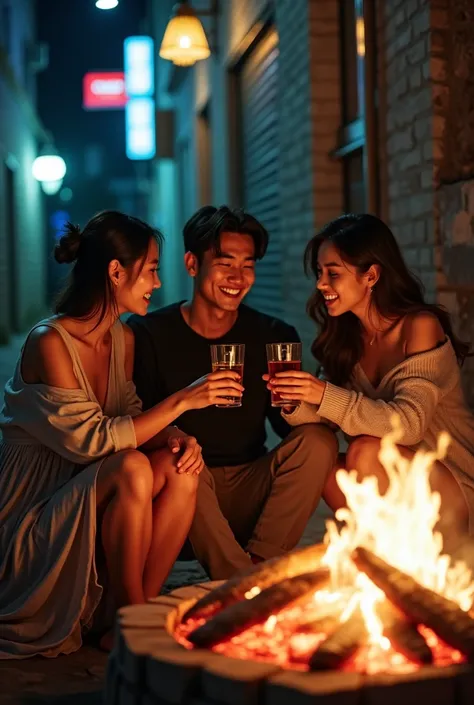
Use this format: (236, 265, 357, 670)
(0, 211, 245, 658)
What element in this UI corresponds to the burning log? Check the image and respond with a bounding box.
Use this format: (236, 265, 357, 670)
(295, 615, 339, 636)
(376, 599, 433, 665)
(352, 547, 474, 661)
(182, 543, 327, 622)
(187, 569, 329, 649)
(309, 606, 368, 670)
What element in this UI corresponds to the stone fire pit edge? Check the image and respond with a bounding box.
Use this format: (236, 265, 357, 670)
(104, 581, 474, 705)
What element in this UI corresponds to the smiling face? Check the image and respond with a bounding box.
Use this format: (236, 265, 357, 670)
(186, 231, 256, 312)
(114, 238, 161, 316)
(316, 241, 375, 317)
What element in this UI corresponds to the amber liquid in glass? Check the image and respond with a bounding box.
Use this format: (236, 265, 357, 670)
(211, 363, 244, 407)
(268, 359, 301, 406)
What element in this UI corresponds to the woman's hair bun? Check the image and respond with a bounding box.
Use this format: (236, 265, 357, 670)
(54, 222, 83, 264)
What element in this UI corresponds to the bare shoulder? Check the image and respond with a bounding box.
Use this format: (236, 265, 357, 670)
(22, 325, 78, 387)
(404, 311, 446, 357)
(23, 326, 68, 370)
(122, 323, 135, 380)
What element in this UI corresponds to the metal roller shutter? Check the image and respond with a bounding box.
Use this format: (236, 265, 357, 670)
(240, 29, 281, 318)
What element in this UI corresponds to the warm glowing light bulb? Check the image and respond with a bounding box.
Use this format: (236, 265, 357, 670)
(159, 5, 210, 66)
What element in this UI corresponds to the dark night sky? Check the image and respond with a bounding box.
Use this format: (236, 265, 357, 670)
(37, 0, 148, 183)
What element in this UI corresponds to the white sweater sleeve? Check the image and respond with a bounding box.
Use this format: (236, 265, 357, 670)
(281, 402, 322, 426)
(318, 377, 440, 445)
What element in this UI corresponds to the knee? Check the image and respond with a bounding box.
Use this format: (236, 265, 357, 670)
(290, 424, 339, 466)
(148, 447, 200, 496)
(346, 435, 381, 470)
(165, 468, 200, 500)
(148, 446, 178, 478)
(177, 471, 200, 496)
(115, 450, 153, 502)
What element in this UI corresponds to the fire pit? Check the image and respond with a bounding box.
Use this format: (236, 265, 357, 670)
(105, 419, 474, 704)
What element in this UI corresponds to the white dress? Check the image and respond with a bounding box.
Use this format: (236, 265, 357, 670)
(0, 318, 142, 658)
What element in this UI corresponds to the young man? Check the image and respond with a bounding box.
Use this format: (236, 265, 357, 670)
(128, 206, 337, 579)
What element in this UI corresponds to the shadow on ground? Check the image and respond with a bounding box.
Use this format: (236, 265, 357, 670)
(0, 646, 106, 705)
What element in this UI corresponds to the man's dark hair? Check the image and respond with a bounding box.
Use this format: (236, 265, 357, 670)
(183, 205, 269, 263)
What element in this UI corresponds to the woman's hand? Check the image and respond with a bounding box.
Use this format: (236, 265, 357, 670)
(167, 429, 204, 475)
(262, 371, 326, 406)
(179, 371, 244, 411)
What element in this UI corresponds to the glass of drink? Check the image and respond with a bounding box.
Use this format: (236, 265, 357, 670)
(266, 342, 302, 407)
(210, 343, 245, 407)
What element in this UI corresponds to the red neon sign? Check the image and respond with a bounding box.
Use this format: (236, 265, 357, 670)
(83, 72, 128, 110)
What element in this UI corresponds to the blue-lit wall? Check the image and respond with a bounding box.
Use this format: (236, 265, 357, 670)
(0, 0, 47, 341)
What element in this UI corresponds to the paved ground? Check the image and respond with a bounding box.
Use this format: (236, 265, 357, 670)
(0, 334, 331, 704)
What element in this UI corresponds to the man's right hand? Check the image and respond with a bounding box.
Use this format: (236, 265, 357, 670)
(180, 371, 244, 410)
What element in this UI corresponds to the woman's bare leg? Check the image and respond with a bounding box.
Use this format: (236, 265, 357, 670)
(141, 455, 167, 580)
(96, 449, 154, 608)
(143, 448, 199, 599)
(322, 452, 347, 512)
(327, 436, 469, 541)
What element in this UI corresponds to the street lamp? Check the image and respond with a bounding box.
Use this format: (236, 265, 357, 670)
(32, 146, 67, 196)
(159, 2, 212, 66)
(95, 0, 119, 9)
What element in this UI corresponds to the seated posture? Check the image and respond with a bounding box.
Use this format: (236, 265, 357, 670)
(0, 211, 245, 658)
(267, 213, 474, 540)
(128, 205, 338, 580)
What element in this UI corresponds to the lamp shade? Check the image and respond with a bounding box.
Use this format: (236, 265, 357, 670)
(159, 3, 210, 66)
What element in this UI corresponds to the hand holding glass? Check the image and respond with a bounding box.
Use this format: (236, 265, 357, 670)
(266, 342, 302, 407)
(210, 343, 245, 407)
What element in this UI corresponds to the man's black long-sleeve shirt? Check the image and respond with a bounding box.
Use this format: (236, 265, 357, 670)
(127, 302, 300, 467)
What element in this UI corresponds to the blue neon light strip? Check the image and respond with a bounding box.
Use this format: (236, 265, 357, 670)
(124, 36, 154, 98)
(125, 97, 156, 160)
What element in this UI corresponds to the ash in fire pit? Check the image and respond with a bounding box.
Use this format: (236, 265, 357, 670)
(175, 417, 474, 675)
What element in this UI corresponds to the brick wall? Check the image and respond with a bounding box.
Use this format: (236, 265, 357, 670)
(432, 0, 474, 406)
(376, 0, 474, 405)
(276, 0, 343, 363)
(377, 0, 437, 301)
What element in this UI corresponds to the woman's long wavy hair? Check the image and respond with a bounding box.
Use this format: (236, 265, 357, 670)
(305, 213, 471, 387)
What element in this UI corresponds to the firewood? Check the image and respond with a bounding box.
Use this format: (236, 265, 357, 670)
(295, 615, 339, 636)
(309, 606, 368, 670)
(187, 569, 330, 648)
(376, 599, 433, 665)
(352, 546, 474, 661)
(182, 543, 327, 622)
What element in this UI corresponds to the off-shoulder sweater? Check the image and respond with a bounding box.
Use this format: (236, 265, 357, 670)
(282, 339, 474, 528)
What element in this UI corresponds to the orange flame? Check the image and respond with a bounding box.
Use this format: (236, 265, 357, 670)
(322, 414, 474, 656)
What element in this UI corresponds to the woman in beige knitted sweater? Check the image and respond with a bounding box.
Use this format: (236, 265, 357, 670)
(266, 214, 474, 538)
